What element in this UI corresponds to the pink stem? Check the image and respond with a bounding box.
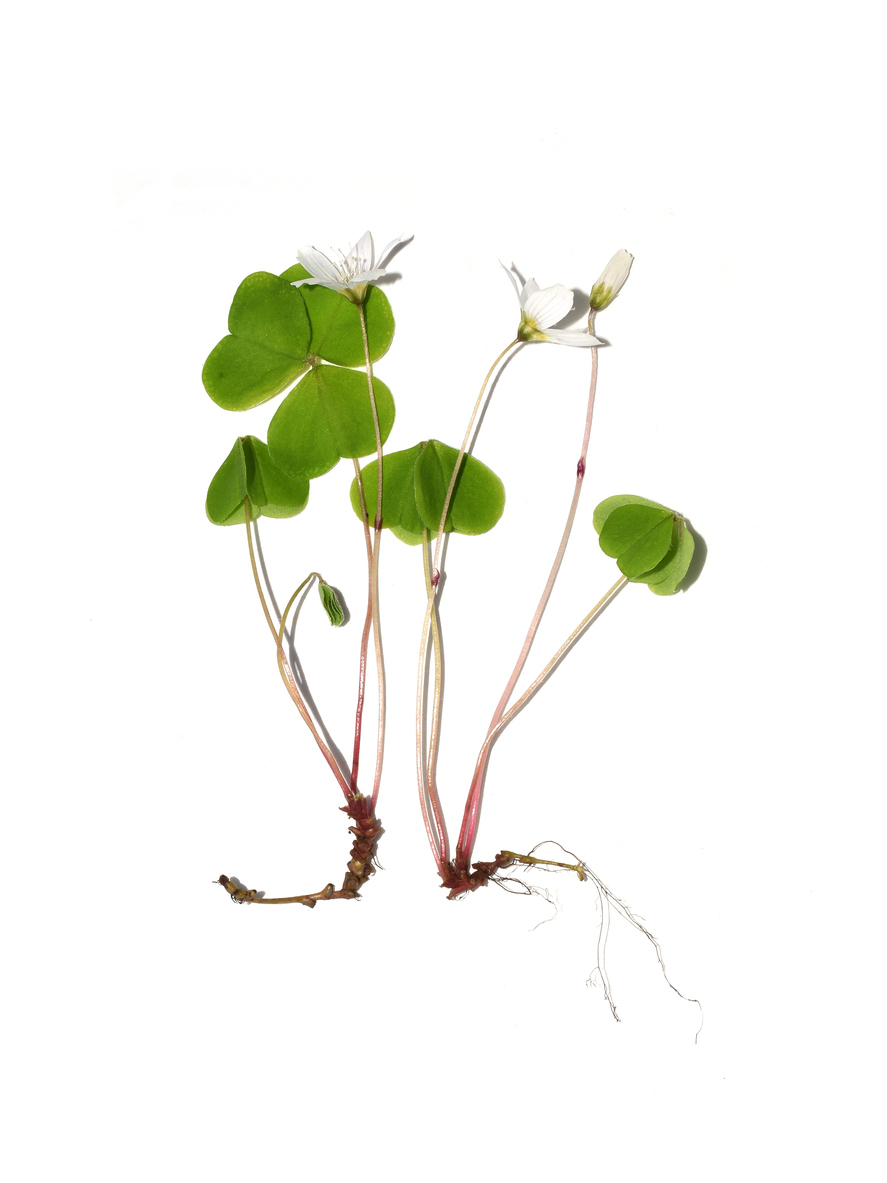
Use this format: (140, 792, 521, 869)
(456, 335, 600, 865)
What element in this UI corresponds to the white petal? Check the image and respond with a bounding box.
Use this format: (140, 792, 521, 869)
(520, 278, 540, 305)
(523, 283, 573, 329)
(350, 267, 387, 285)
(499, 261, 522, 300)
(376, 234, 409, 267)
(593, 248, 633, 292)
(297, 247, 341, 284)
(350, 231, 375, 270)
(542, 328, 605, 347)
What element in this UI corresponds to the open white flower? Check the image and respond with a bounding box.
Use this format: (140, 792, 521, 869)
(589, 249, 634, 311)
(501, 263, 603, 347)
(293, 231, 408, 303)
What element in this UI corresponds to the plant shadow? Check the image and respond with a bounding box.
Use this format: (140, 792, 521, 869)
(679, 518, 707, 591)
(253, 524, 351, 782)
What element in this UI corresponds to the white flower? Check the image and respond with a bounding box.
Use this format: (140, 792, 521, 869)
(589, 249, 633, 311)
(501, 263, 603, 347)
(293, 231, 408, 303)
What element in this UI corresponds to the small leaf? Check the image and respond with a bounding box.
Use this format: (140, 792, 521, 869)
(279, 268, 395, 366)
(350, 441, 505, 541)
(267, 365, 395, 481)
(206, 436, 309, 526)
(202, 273, 311, 411)
(594, 492, 696, 593)
(318, 581, 345, 626)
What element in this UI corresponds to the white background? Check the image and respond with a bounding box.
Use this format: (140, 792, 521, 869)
(5, 1, 883, 1179)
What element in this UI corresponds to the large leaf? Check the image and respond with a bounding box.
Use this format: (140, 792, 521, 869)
(202, 273, 311, 411)
(206, 436, 309, 526)
(593, 493, 694, 594)
(279, 265, 395, 366)
(350, 441, 505, 541)
(267, 364, 395, 481)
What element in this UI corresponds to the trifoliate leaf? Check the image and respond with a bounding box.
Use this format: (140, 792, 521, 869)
(202, 273, 311, 411)
(593, 493, 695, 593)
(206, 436, 309, 526)
(350, 441, 505, 541)
(267, 365, 395, 481)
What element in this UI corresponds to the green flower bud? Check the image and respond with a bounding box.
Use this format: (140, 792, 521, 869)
(318, 580, 345, 627)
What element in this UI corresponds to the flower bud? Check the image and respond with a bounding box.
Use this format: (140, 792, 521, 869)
(318, 580, 345, 627)
(589, 249, 634, 311)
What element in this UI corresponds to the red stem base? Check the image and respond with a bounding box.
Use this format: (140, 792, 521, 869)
(438, 852, 515, 900)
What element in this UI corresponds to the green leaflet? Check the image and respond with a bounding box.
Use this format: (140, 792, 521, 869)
(206, 436, 310, 526)
(593, 493, 694, 594)
(647, 526, 695, 595)
(350, 441, 505, 542)
(202, 273, 311, 411)
(279, 266, 395, 366)
(592, 493, 671, 535)
(267, 365, 395, 481)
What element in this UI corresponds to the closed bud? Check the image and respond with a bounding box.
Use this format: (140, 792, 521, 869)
(589, 249, 634, 311)
(318, 580, 345, 627)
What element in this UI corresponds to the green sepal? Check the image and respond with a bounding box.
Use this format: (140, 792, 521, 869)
(267, 365, 395, 481)
(318, 581, 345, 626)
(593, 493, 694, 594)
(350, 441, 505, 541)
(279, 267, 395, 366)
(202, 273, 311, 411)
(206, 436, 310, 526)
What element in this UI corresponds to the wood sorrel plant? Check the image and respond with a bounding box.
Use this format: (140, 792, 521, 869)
(203, 235, 700, 1022)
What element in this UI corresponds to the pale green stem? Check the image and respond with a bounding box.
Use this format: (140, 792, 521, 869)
(430, 338, 519, 577)
(357, 302, 386, 811)
(470, 575, 627, 770)
(243, 500, 353, 799)
(414, 530, 448, 868)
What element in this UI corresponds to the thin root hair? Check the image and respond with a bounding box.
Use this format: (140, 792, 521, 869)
(513, 839, 703, 1038)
